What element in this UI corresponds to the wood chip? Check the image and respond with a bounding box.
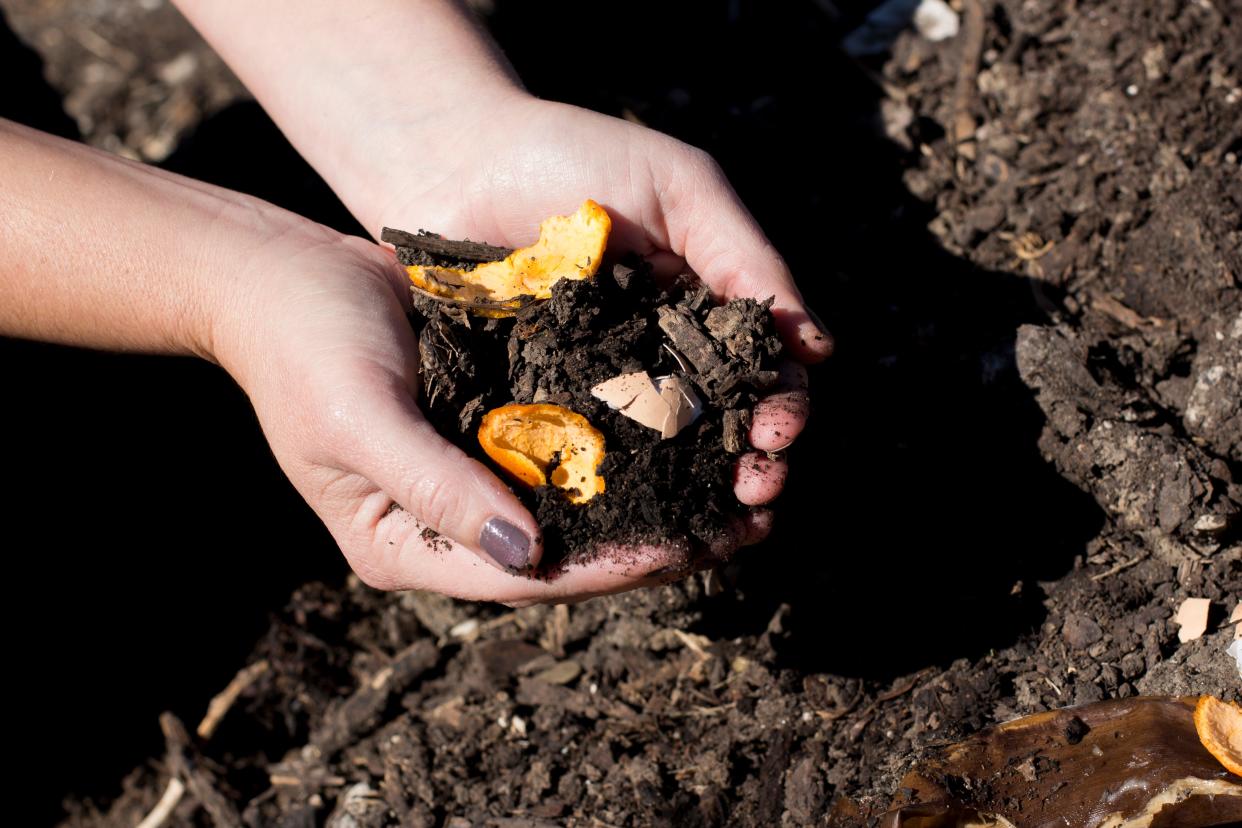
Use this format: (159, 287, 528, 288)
(532, 660, 582, 686)
(1175, 597, 1211, 643)
(656, 306, 723, 373)
(722, 409, 752, 453)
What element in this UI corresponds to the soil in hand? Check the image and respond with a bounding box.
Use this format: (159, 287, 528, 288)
(395, 231, 782, 573)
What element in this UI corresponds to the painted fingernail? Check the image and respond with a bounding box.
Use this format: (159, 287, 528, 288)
(479, 518, 531, 570)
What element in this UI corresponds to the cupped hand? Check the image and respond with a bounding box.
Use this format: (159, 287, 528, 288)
(235, 98, 824, 605)
(367, 97, 826, 560)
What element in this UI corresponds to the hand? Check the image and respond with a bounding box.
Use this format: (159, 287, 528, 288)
(216, 231, 736, 605)
(363, 96, 827, 582)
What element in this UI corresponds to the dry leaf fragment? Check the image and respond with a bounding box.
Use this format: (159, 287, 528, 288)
(1194, 695, 1242, 778)
(478, 404, 605, 504)
(590, 371, 702, 439)
(405, 200, 610, 316)
(1176, 597, 1212, 643)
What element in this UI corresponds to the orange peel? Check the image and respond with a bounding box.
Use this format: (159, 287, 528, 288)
(478, 403, 606, 504)
(406, 200, 611, 316)
(1195, 694, 1242, 777)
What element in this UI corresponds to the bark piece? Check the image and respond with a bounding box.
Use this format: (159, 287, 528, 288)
(382, 227, 512, 262)
(723, 409, 752, 454)
(656, 306, 723, 374)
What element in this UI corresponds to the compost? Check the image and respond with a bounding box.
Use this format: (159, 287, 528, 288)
(4, 0, 1237, 825)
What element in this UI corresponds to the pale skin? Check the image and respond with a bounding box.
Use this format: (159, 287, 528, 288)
(0, 1, 826, 604)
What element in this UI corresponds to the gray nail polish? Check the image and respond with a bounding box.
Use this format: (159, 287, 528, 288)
(479, 517, 531, 570)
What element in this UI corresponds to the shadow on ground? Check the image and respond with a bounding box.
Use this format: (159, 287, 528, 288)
(490, 0, 1102, 677)
(2, 1, 1103, 821)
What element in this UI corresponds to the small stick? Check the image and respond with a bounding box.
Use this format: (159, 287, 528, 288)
(381, 227, 512, 261)
(134, 778, 186, 828)
(951, 0, 986, 152)
(136, 660, 270, 828)
(161, 713, 242, 827)
(198, 659, 269, 740)
(1090, 552, 1149, 582)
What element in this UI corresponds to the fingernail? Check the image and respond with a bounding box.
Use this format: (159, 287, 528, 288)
(805, 306, 834, 352)
(479, 518, 531, 570)
(806, 305, 829, 335)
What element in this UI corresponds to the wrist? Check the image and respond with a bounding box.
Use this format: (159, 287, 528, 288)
(336, 85, 536, 236)
(188, 198, 345, 385)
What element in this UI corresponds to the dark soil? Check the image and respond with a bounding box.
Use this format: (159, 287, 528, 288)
(1, 0, 1238, 825)
(394, 235, 781, 571)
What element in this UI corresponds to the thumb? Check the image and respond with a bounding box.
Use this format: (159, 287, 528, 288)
(655, 147, 833, 362)
(354, 393, 543, 572)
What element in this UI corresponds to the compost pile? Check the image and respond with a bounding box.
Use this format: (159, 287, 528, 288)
(26, 0, 1240, 825)
(386, 213, 781, 571)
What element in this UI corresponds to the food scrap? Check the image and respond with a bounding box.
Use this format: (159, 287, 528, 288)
(403, 200, 610, 316)
(590, 371, 702, 439)
(478, 403, 605, 504)
(882, 696, 1242, 827)
(1195, 695, 1242, 778)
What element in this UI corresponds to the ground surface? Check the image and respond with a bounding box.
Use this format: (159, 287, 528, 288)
(2, 0, 1238, 825)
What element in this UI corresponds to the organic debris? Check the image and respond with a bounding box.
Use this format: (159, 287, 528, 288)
(883, 696, 1242, 826)
(1176, 597, 1212, 643)
(477, 403, 606, 504)
(590, 371, 702, 439)
(1195, 695, 1242, 778)
(396, 200, 610, 317)
(384, 205, 782, 569)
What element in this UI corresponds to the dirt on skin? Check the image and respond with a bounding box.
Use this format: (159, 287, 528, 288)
(3, 0, 1236, 824)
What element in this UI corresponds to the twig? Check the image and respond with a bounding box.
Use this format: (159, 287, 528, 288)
(134, 778, 186, 828)
(815, 684, 864, 723)
(381, 227, 512, 261)
(160, 713, 243, 827)
(951, 0, 986, 153)
(875, 667, 934, 703)
(849, 668, 935, 741)
(1090, 552, 1149, 581)
(198, 659, 269, 740)
(135, 660, 270, 828)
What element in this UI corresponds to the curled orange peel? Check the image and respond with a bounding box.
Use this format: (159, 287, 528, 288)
(478, 403, 606, 504)
(406, 200, 611, 317)
(1195, 695, 1242, 777)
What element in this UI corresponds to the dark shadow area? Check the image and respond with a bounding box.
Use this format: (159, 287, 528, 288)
(2, 14, 348, 823)
(160, 101, 364, 235)
(491, 0, 1103, 676)
(0, 7, 77, 138)
(2, 1, 1107, 821)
